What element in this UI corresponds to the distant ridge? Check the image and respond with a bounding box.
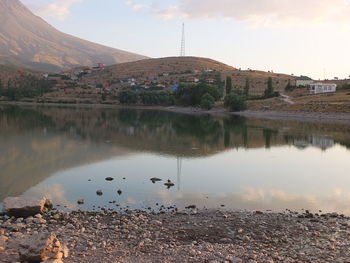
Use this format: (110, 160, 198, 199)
(0, 0, 147, 72)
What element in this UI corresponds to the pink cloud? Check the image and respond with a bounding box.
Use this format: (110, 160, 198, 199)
(156, 0, 350, 26)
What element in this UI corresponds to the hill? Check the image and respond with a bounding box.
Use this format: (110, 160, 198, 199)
(82, 56, 235, 84)
(222, 70, 296, 96)
(81, 56, 295, 96)
(0, 0, 146, 72)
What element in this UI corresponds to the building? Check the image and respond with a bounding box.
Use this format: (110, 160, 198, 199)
(310, 82, 337, 94)
(297, 79, 314, 87)
(206, 78, 216, 84)
(187, 76, 199, 83)
(296, 78, 314, 87)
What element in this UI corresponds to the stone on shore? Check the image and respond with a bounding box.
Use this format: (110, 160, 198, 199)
(19, 233, 69, 262)
(2, 197, 52, 217)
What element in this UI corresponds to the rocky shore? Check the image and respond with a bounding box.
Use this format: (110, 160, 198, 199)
(1, 207, 350, 263)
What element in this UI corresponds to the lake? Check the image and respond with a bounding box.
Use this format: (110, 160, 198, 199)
(1, 105, 350, 214)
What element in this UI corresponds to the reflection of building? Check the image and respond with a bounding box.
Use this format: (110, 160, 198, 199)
(311, 136, 334, 150)
(293, 139, 309, 149)
(293, 136, 335, 150)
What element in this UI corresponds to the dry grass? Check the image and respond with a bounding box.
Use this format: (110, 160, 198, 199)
(248, 89, 350, 113)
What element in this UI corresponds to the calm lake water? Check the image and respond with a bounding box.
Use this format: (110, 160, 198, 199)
(1, 105, 350, 214)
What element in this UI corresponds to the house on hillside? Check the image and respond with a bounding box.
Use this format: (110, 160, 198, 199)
(296, 76, 314, 87)
(310, 82, 337, 94)
(206, 78, 216, 84)
(187, 76, 199, 83)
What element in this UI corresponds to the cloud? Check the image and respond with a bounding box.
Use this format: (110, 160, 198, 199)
(156, 0, 350, 27)
(126, 0, 147, 11)
(153, 186, 350, 215)
(28, 0, 83, 20)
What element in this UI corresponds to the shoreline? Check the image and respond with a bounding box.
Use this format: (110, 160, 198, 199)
(2, 101, 350, 125)
(1, 208, 349, 262)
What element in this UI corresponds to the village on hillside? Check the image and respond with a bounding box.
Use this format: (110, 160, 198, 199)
(1, 57, 350, 112)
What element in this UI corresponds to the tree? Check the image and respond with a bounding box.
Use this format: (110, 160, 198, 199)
(224, 90, 247, 112)
(244, 78, 250, 97)
(200, 93, 215, 110)
(174, 83, 222, 106)
(285, 79, 292, 91)
(264, 77, 275, 98)
(118, 90, 138, 104)
(226, 76, 232, 95)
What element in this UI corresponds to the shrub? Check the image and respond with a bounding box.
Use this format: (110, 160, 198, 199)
(174, 83, 222, 106)
(224, 90, 247, 112)
(264, 77, 275, 98)
(200, 93, 215, 110)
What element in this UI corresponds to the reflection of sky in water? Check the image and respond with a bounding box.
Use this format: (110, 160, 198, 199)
(22, 144, 350, 214)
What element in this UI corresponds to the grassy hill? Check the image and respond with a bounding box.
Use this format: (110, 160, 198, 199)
(222, 70, 296, 96)
(82, 56, 235, 84)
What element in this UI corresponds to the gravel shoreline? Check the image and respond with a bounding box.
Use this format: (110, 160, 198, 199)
(1, 209, 350, 263)
(233, 110, 350, 125)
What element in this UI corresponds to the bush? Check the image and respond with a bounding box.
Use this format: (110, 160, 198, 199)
(118, 90, 175, 106)
(175, 83, 222, 106)
(200, 93, 215, 110)
(139, 91, 174, 106)
(264, 77, 275, 98)
(224, 90, 247, 112)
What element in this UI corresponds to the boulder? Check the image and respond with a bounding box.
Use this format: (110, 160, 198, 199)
(2, 197, 52, 217)
(19, 233, 68, 263)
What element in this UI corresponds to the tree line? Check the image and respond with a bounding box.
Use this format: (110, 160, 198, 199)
(0, 74, 56, 101)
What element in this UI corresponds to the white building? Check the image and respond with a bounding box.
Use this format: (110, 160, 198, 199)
(310, 82, 337, 94)
(296, 79, 314, 87)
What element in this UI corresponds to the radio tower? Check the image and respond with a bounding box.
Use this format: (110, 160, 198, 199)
(180, 23, 185, 57)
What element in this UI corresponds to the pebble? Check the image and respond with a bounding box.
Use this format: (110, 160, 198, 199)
(1, 208, 350, 262)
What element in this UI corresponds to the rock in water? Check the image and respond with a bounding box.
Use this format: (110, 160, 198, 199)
(150, 177, 162, 183)
(2, 197, 52, 217)
(105, 177, 114, 181)
(164, 180, 175, 188)
(19, 233, 69, 262)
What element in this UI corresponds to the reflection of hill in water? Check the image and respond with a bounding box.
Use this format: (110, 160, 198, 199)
(0, 106, 132, 201)
(2, 105, 350, 202)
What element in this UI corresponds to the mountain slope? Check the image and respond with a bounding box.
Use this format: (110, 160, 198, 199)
(0, 0, 147, 72)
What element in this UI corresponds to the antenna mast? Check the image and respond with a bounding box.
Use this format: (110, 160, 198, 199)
(180, 23, 185, 57)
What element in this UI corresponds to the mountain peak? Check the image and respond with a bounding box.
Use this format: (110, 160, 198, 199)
(0, 0, 146, 72)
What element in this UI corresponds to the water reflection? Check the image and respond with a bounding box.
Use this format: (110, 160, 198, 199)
(2, 105, 350, 214)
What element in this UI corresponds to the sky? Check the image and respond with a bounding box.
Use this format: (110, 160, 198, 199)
(21, 0, 350, 80)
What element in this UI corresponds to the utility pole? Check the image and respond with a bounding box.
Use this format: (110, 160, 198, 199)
(180, 23, 185, 57)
